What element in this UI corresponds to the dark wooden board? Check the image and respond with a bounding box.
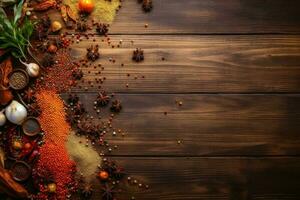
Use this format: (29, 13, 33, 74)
(79, 157, 300, 200)
(67, 35, 300, 93)
(61, 93, 300, 156)
(44, 1, 300, 199)
(48, 0, 300, 34)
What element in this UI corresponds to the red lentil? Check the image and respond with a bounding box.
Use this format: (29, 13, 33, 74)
(35, 90, 75, 199)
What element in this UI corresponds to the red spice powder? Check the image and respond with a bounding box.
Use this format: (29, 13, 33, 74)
(36, 49, 79, 92)
(35, 89, 75, 199)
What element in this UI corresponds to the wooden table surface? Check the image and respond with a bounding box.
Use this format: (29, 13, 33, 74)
(52, 0, 300, 199)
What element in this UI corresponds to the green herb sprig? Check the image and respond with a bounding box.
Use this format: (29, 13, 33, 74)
(0, 0, 34, 59)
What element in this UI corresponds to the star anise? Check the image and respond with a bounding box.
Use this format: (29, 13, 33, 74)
(73, 102, 86, 116)
(77, 122, 89, 134)
(110, 100, 122, 113)
(52, 38, 63, 48)
(87, 45, 100, 61)
(66, 20, 74, 29)
(67, 113, 79, 126)
(79, 183, 93, 199)
(34, 16, 51, 41)
(23, 88, 36, 103)
(77, 21, 88, 32)
(40, 15, 51, 30)
(41, 53, 55, 67)
(96, 91, 110, 107)
(28, 103, 41, 117)
(101, 161, 124, 180)
(132, 48, 144, 62)
(96, 23, 109, 35)
(37, 40, 50, 52)
(67, 94, 79, 105)
(101, 183, 115, 200)
(142, 0, 153, 12)
(112, 166, 125, 180)
(72, 68, 84, 80)
(76, 119, 103, 138)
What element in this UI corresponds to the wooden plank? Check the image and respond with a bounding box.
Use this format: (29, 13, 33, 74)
(80, 157, 300, 200)
(62, 93, 300, 156)
(67, 35, 300, 93)
(48, 0, 300, 34)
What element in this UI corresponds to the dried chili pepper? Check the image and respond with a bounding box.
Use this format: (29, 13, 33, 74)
(33, 0, 57, 11)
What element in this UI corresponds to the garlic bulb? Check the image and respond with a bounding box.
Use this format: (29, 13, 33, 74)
(26, 63, 40, 77)
(5, 100, 27, 125)
(19, 59, 40, 77)
(0, 110, 6, 126)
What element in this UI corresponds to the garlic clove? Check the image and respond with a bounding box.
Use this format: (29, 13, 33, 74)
(5, 100, 27, 125)
(26, 63, 40, 77)
(0, 111, 6, 126)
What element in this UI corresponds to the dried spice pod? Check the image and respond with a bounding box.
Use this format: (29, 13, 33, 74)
(33, 0, 57, 11)
(41, 53, 55, 67)
(27, 103, 41, 117)
(23, 88, 36, 103)
(37, 40, 50, 52)
(66, 5, 77, 22)
(87, 45, 100, 61)
(96, 91, 110, 106)
(66, 20, 74, 29)
(110, 99, 122, 113)
(142, 0, 153, 12)
(77, 21, 88, 32)
(60, 4, 68, 22)
(72, 68, 84, 80)
(132, 48, 144, 62)
(79, 183, 93, 199)
(96, 23, 109, 35)
(40, 15, 51, 30)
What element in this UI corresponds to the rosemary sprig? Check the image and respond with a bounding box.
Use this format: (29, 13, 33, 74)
(0, 0, 34, 59)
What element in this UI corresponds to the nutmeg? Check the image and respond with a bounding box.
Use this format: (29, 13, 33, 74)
(48, 44, 57, 53)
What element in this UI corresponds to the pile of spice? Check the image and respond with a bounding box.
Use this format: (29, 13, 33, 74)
(0, 0, 154, 199)
(34, 89, 76, 199)
(63, 0, 121, 23)
(36, 49, 81, 92)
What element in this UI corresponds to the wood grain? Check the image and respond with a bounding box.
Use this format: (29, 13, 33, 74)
(44, 1, 300, 199)
(78, 157, 300, 200)
(67, 35, 300, 93)
(62, 93, 300, 156)
(48, 0, 300, 34)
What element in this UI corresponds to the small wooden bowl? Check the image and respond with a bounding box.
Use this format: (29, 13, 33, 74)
(9, 69, 29, 90)
(11, 161, 31, 182)
(22, 117, 41, 137)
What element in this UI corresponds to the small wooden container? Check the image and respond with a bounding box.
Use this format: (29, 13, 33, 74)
(11, 161, 31, 182)
(9, 69, 29, 90)
(22, 117, 41, 137)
